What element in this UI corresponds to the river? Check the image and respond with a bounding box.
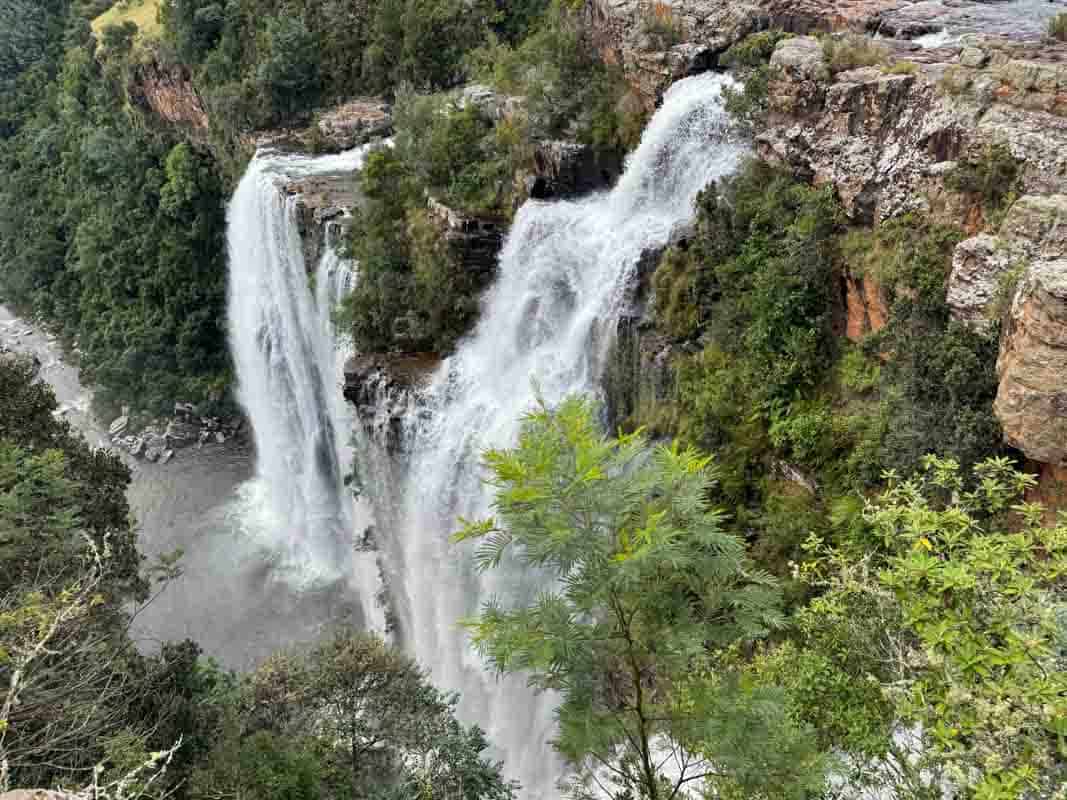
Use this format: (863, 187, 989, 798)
(0, 305, 361, 670)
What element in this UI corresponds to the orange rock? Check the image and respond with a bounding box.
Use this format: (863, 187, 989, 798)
(843, 272, 888, 341)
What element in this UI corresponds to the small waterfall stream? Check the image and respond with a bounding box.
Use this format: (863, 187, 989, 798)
(225, 73, 743, 797)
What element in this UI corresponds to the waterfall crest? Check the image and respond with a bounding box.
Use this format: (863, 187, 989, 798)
(373, 73, 746, 797)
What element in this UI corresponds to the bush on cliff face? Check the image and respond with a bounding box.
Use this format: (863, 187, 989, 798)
(338, 142, 493, 355)
(946, 141, 1021, 215)
(467, 1, 647, 150)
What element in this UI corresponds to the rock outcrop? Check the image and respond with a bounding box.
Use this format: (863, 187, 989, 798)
(253, 98, 393, 154)
(343, 354, 440, 452)
(948, 195, 1067, 328)
(426, 197, 507, 284)
(129, 59, 209, 138)
(527, 140, 624, 200)
(585, 0, 759, 107)
(994, 258, 1067, 465)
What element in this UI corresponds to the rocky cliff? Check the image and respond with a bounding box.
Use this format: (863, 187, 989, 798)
(128, 58, 209, 139)
(586, 0, 1066, 106)
(754, 28, 1067, 497)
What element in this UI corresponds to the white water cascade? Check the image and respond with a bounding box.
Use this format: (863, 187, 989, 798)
(227, 146, 381, 628)
(372, 73, 746, 797)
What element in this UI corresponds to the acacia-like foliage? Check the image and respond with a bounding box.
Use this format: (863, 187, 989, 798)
(456, 397, 824, 799)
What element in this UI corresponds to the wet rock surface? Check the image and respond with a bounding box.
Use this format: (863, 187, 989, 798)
(344, 353, 440, 453)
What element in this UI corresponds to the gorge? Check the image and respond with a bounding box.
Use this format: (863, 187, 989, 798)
(4, 0, 1067, 798)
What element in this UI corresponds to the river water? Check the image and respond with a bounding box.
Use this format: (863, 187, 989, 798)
(0, 305, 361, 669)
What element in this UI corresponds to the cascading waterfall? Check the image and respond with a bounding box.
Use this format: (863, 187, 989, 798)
(227, 147, 381, 628)
(373, 73, 746, 797)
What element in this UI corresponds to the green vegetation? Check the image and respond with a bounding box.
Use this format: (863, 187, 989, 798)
(628, 162, 1007, 585)
(457, 397, 826, 799)
(946, 141, 1022, 215)
(91, 0, 161, 51)
(719, 30, 792, 133)
(0, 355, 513, 799)
(0, 0, 231, 416)
(458, 398, 1066, 800)
(1049, 11, 1067, 41)
(821, 33, 889, 74)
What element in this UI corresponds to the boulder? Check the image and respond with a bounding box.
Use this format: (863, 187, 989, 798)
(165, 419, 200, 448)
(252, 98, 393, 153)
(994, 259, 1067, 465)
(948, 195, 1067, 328)
(143, 434, 168, 463)
(109, 415, 129, 437)
(1, 791, 78, 800)
(947, 233, 1012, 328)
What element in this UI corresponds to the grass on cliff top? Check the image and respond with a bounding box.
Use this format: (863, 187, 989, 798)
(91, 0, 162, 46)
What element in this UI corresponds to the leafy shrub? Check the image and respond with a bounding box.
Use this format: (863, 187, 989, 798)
(820, 33, 889, 74)
(946, 141, 1021, 213)
(720, 31, 791, 131)
(837, 346, 880, 395)
(884, 59, 918, 75)
(467, 2, 643, 147)
(1049, 11, 1067, 41)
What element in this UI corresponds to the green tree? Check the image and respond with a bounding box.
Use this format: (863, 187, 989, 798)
(795, 456, 1067, 799)
(456, 397, 822, 799)
(256, 14, 320, 118)
(200, 630, 516, 800)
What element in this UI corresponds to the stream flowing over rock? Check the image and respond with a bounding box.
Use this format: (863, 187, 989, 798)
(339, 73, 745, 797)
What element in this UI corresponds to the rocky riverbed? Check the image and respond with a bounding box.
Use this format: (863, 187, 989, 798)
(0, 305, 362, 670)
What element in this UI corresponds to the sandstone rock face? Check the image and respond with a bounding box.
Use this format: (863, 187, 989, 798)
(759, 36, 1067, 223)
(995, 258, 1067, 465)
(948, 195, 1067, 328)
(1026, 460, 1067, 518)
(844, 272, 889, 340)
(129, 60, 209, 137)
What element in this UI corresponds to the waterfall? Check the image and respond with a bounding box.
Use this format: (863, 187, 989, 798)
(373, 73, 746, 797)
(226, 147, 381, 629)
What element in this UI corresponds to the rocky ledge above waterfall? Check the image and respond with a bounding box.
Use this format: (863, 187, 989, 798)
(586, 0, 1066, 108)
(343, 354, 441, 452)
(251, 98, 394, 155)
